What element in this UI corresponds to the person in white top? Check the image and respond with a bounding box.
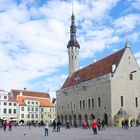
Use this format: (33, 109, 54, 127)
(44, 122, 49, 136)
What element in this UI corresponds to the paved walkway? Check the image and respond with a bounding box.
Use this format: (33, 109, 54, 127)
(0, 126, 140, 140)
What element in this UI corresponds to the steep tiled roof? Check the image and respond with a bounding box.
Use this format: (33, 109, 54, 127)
(62, 48, 126, 89)
(17, 96, 52, 107)
(10, 89, 50, 100)
(8, 94, 17, 102)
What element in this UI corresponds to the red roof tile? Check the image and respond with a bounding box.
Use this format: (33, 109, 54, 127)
(62, 48, 125, 89)
(10, 89, 50, 100)
(17, 96, 52, 107)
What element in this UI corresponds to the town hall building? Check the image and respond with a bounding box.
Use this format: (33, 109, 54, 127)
(56, 10, 140, 126)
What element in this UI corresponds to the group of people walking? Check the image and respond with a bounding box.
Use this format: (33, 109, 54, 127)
(0, 120, 13, 131)
(44, 119, 61, 136)
(44, 118, 105, 136)
(121, 119, 140, 129)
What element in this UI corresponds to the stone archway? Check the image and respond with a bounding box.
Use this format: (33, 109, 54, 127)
(65, 115, 67, 126)
(104, 113, 108, 125)
(61, 115, 63, 126)
(78, 115, 82, 126)
(69, 115, 72, 125)
(73, 115, 77, 127)
(57, 116, 60, 121)
(84, 114, 88, 121)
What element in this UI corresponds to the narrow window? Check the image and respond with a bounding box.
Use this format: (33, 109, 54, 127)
(74, 104, 75, 109)
(92, 98, 94, 108)
(121, 96, 123, 107)
(9, 109, 11, 114)
(135, 97, 138, 108)
(13, 109, 16, 114)
(70, 102, 72, 109)
(28, 107, 30, 111)
(83, 100, 85, 109)
(98, 97, 101, 108)
(21, 107, 24, 111)
(80, 101, 82, 109)
(21, 114, 24, 118)
(4, 96, 7, 99)
(3, 109, 7, 114)
(130, 74, 133, 80)
(88, 99, 91, 109)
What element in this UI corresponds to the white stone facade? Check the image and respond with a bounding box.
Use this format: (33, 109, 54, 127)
(0, 90, 18, 121)
(56, 47, 140, 126)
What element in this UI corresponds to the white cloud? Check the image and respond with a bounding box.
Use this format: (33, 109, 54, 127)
(129, 0, 140, 10)
(0, 0, 139, 98)
(114, 14, 140, 32)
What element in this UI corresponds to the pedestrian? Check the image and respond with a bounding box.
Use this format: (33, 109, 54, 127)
(91, 120, 97, 135)
(121, 120, 125, 129)
(8, 121, 12, 131)
(52, 120, 56, 132)
(27, 121, 31, 129)
(101, 119, 105, 130)
(66, 121, 70, 129)
(56, 120, 61, 132)
(97, 118, 101, 131)
(130, 120, 133, 127)
(82, 121, 87, 129)
(44, 122, 49, 136)
(86, 121, 90, 129)
(3, 120, 7, 131)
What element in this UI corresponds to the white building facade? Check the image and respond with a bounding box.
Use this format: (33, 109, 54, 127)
(0, 90, 18, 121)
(56, 10, 140, 126)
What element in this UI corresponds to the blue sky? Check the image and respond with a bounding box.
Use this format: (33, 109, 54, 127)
(0, 0, 140, 98)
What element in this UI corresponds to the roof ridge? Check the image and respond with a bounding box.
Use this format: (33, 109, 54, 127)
(62, 47, 126, 89)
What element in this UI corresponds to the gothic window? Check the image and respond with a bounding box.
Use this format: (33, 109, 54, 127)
(80, 101, 82, 109)
(130, 73, 133, 80)
(83, 100, 85, 109)
(135, 97, 138, 108)
(98, 97, 101, 108)
(92, 98, 94, 108)
(88, 99, 91, 109)
(121, 96, 123, 107)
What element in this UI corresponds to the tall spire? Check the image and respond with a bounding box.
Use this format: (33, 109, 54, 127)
(67, 3, 80, 48)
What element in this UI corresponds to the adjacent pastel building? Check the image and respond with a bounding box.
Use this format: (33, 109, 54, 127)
(10, 89, 55, 124)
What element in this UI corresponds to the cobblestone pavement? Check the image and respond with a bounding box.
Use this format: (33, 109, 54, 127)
(0, 126, 140, 140)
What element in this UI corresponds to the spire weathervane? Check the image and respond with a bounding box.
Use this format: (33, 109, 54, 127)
(72, 3, 74, 15)
(124, 30, 129, 47)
